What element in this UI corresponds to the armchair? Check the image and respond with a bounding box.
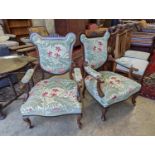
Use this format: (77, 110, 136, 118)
(113, 29, 150, 81)
(80, 31, 141, 121)
(20, 33, 83, 129)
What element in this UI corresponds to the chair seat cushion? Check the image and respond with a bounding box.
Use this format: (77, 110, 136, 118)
(116, 57, 149, 76)
(85, 71, 141, 107)
(20, 78, 82, 116)
(124, 50, 150, 60)
(0, 41, 19, 47)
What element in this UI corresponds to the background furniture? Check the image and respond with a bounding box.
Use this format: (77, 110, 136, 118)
(55, 19, 88, 47)
(0, 55, 36, 120)
(3, 19, 32, 43)
(0, 24, 19, 47)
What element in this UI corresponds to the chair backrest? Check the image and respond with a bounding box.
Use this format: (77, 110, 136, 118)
(80, 31, 110, 69)
(108, 28, 119, 57)
(29, 26, 49, 36)
(125, 28, 133, 50)
(114, 29, 127, 58)
(30, 32, 76, 74)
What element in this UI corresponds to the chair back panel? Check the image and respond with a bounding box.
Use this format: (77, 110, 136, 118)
(125, 28, 132, 50)
(114, 30, 126, 58)
(80, 31, 110, 69)
(30, 33, 76, 74)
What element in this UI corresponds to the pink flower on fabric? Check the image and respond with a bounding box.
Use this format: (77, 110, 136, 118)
(91, 64, 95, 68)
(52, 88, 59, 92)
(42, 92, 48, 97)
(56, 46, 61, 52)
(51, 93, 57, 96)
(48, 51, 52, 57)
(54, 52, 60, 58)
(111, 77, 116, 80)
(98, 41, 103, 46)
(29, 92, 34, 96)
(59, 68, 65, 73)
(93, 46, 97, 51)
(129, 88, 133, 93)
(99, 61, 103, 65)
(29, 108, 33, 112)
(98, 47, 102, 52)
(44, 80, 49, 84)
(112, 95, 117, 100)
(47, 69, 52, 73)
(36, 83, 40, 87)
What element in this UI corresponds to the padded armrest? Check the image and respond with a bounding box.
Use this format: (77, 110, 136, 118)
(73, 68, 83, 83)
(84, 65, 102, 79)
(21, 69, 34, 84)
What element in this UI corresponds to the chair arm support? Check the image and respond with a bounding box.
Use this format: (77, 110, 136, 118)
(72, 67, 84, 101)
(84, 62, 104, 97)
(21, 64, 38, 84)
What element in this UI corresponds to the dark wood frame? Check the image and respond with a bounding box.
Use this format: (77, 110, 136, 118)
(81, 28, 139, 121)
(21, 44, 84, 129)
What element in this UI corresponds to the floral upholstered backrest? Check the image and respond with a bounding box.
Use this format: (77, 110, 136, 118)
(80, 31, 110, 69)
(30, 33, 76, 74)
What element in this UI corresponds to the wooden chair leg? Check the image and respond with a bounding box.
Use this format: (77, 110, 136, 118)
(101, 107, 108, 121)
(131, 93, 139, 106)
(23, 116, 33, 129)
(77, 113, 83, 129)
(0, 104, 6, 120)
(82, 86, 86, 98)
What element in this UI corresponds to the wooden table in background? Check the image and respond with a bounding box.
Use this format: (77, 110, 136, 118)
(0, 55, 37, 120)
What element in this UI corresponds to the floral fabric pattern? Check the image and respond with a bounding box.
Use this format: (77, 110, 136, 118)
(80, 31, 110, 69)
(85, 71, 141, 107)
(30, 33, 76, 74)
(20, 78, 82, 116)
(84, 65, 102, 79)
(73, 68, 82, 82)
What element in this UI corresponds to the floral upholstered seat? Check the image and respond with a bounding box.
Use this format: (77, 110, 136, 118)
(85, 71, 141, 108)
(21, 78, 82, 116)
(20, 33, 83, 129)
(80, 31, 141, 121)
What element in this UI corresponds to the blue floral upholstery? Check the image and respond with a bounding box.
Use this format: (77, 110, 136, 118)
(21, 33, 82, 120)
(21, 78, 82, 116)
(84, 65, 102, 79)
(30, 33, 76, 74)
(85, 71, 141, 107)
(81, 31, 142, 111)
(73, 68, 83, 83)
(21, 69, 34, 84)
(80, 31, 110, 69)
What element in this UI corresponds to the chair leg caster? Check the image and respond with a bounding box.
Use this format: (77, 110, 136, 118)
(77, 114, 83, 129)
(101, 107, 108, 121)
(23, 117, 34, 129)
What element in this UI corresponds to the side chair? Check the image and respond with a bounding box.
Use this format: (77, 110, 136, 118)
(20, 33, 84, 129)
